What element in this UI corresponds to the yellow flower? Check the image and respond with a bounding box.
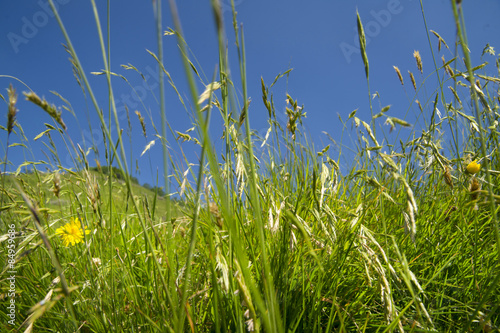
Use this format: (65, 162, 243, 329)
(466, 160, 481, 174)
(55, 217, 91, 246)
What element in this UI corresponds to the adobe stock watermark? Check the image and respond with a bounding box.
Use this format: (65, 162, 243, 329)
(64, 64, 163, 168)
(340, 0, 412, 64)
(7, 0, 73, 54)
(5, 224, 17, 326)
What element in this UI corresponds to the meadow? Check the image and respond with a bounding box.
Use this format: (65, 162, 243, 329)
(1, 0, 500, 332)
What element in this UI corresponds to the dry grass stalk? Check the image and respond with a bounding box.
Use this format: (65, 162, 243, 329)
(135, 110, 147, 137)
(413, 50, 423, 74)
(469, 176, 481, 201)
(449, 86, 461, 105)
(358, 229, 403, 332)
(95, 159, 102, 173)
(443, 166, 453, 189)
(393, 66, 404, 86)
(24, 91, 67, 130)
(430, 30, 450, 52)
(85, 170, 101, 213)
(409, 71, 417, 91)
(7, 84, 18, 134)
(416, 100, 423, 112)
(52, 171, 61, 198)
(209, 201, 223, 229)
(442, 55, 454, 77)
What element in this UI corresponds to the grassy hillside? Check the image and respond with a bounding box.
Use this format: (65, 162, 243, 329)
(1, 168, 179, 222)
(1, 1, 500, 332)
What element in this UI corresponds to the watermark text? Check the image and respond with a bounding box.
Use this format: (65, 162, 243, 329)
(6, 224, 17, 326)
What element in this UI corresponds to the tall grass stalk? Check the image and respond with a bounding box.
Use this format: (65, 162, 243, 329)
(418, 0, 460, 161)
(2, 1, 500, 332)
(48, 0, 178, 327)
(451, 0, 500, 252)
(153, 0, 172, 224)
(450, 1, 500, 330)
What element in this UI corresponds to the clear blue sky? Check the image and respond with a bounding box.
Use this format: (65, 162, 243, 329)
(1, 0, 499, 190)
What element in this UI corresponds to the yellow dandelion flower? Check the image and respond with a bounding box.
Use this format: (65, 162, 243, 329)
(55, 217, 91, 246)
(466, 160, 481, 174)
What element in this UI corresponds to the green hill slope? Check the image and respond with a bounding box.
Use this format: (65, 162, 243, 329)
(1, 168, 182, 223)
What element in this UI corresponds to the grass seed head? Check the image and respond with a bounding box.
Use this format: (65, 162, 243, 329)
(52, 171, 61, 198)
(409, 71, 417, 91)
(449, 86, 461, 105)
(7, 84, 18, 135)
(469, 176, 481, 201)
(393, 66, 404, 86)
(443, 166, 453, 189)
(135, 110, 147, 137)
(85, 170, 100, 212)
(413, 50, 423, 74)
(442, 55, 454, 77)
(209, 201, 223, 228)
(24, 91, 67, 130)
(416, 100, 423, 112)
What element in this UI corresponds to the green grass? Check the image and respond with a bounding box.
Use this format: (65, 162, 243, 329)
(1, 1, 500, 332)
(2, 169, 178, 220)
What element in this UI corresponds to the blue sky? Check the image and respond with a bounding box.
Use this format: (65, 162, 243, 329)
(1, 0, 499, 190)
